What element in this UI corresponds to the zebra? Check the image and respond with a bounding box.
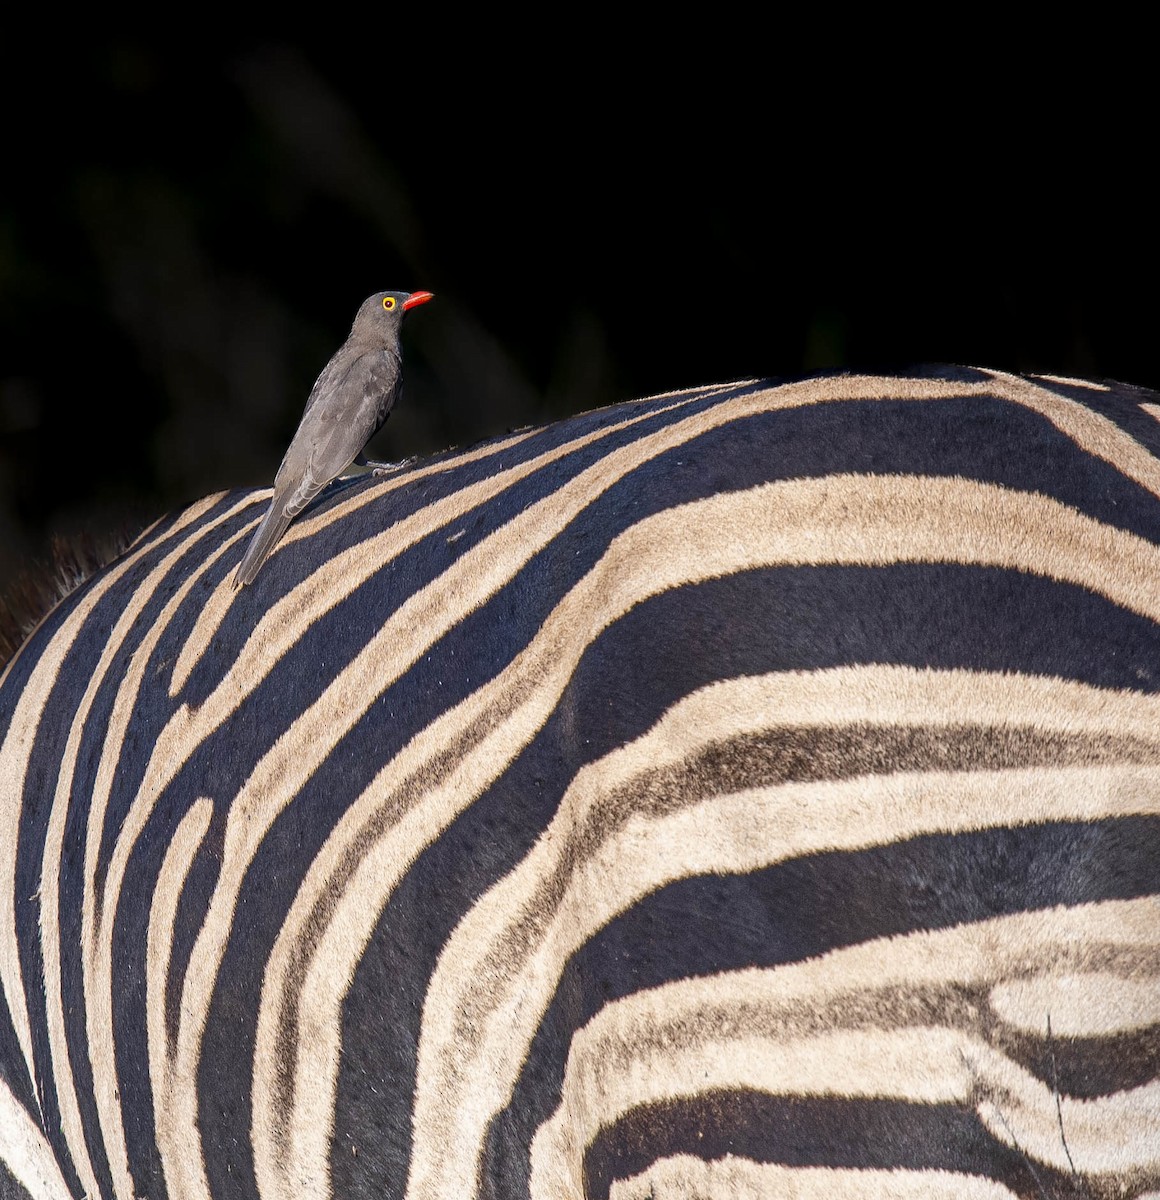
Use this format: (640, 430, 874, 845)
(1, 365, 1159, 1200)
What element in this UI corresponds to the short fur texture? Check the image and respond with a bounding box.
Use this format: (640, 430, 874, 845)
(2, 368, 1159, 1200)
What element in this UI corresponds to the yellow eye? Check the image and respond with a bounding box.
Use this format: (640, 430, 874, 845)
(382, 296, 396, 310)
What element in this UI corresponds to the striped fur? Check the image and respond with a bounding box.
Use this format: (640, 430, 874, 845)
(1, 366, 1159, 1200)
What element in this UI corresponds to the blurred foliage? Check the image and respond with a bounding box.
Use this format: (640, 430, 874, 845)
(1, 38, 1156, 604)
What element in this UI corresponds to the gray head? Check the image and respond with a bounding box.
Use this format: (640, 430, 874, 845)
(349, 290, 434, 342)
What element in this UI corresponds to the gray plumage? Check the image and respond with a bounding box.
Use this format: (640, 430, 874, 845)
(234, 289, 433, 587)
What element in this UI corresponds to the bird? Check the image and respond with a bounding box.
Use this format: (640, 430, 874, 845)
(233, 289, 433, 587)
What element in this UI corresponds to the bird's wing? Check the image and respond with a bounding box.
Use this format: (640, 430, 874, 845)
(304, 350, 402, 482)
(234, 343, 403, 586)
(260, 348, 400, 537)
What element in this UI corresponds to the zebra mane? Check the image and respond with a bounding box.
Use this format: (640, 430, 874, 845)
(0, 526, 139, 669)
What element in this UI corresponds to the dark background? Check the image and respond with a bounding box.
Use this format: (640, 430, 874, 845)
(2, 38, 1156, 606)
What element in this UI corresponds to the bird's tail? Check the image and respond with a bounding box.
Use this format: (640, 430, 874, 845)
(233, 501, 294, 587)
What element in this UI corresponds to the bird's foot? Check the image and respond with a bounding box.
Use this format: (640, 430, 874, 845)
(365, 454, 419, 477)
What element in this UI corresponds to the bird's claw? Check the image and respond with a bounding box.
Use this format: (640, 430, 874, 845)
(369, 455, 419, 477)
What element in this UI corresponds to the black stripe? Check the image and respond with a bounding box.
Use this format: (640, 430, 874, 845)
(7, 373, 1159, 1200)
(240, 387, 1160, 590)
(1020, 1027, 1160, 1101)
(212, 380, 1160, 653)
(483, 817, 1160, 1196)
(75, 496, 258, 907)
(554, 566, 1160, 773)
(0, 1157, 35, 1200)
(13, 594, 155, 1200)
(202, 561, 1160, 909)
(1030, 373, 1160, 458)
(207, 384, 741, 601)
(0, 1008, 37, 1124)
(581, 1091, 1086, 1200)
(0, 502, 218, 1200)
(108, 807, 183, 1200)
(330, 727, 560, 1200)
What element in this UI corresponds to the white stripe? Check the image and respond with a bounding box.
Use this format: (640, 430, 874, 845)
(251, 466, 1160, 1200)
(999, 369, 1160, 499)
(527, 907, 1160, 1194)
(409, 725, 1160, 1198)
(169, 386, 717, 694)
(5, 370, 1150, 1200)
(147, 798, 214, 1200)
(0, 1074, 72, 1200)
(990, 972, 1160, 1035)
(609, 1156, 1023, 1199)
(78, 500, 255, 1200)
(1031, 374, 1110, 392)
(0, 493, 225, 1199)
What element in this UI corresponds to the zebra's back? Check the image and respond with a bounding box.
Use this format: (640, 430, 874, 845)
(2, 367, 1159, 1200)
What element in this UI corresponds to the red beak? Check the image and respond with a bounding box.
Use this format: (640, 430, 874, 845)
(403, 291, 434, 311)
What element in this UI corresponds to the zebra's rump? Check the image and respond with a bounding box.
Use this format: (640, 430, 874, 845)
(2, 366, 1159, 1200)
